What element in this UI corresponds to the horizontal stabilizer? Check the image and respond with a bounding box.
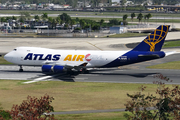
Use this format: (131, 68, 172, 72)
(165, 51, 178, 56)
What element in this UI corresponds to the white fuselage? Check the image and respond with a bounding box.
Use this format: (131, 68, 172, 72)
(4, 47, 128, 68)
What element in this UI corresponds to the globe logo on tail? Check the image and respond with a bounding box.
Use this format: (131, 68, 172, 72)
(143, 25, 169, 51)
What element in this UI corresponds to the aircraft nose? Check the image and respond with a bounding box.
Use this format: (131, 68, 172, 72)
(4, 53, 12, 62)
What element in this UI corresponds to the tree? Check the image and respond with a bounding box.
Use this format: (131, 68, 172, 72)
(52, 19, 57, 29)
(137, 13, 143, 23)
(52, 19, 56, 29)
(56, 17, 61, 26)
(20, 12, 31, 20)
(59, 13, 71, 28)
(144, 14, 147, 23)
(79, 19, 86, 29)
(70, 19, 76, 29)
(0, 17, 7, 23)
(34, 15, 40, 21)
(131, 13, 136, 22)
(100, 19, 104, 26)
(10, 94, 55, 119)
(109, 19, 119, 25)
(124, 74, 180, 120)
(121, 0, 127, 6)
(100, 19, 104, 29)
(41, 13, 48, 21)
(19, 17, 25, 24)
(0, 110, 11, 119)
(48, 17, 53, 28)
(92, 24, 100, 30)
(75, 17, 79, 23)
(146, 13, 152, 23)
(59, 13, 71, 24)
(123, 14, 128, 21)
(12, 16, 17, 20)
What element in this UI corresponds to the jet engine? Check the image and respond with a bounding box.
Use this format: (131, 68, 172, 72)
(42, 65, 65, 73)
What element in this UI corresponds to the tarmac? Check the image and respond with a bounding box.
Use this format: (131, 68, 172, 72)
(0, 31, 180, 54)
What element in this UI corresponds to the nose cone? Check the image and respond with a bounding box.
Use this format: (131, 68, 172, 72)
(4, 53, 13, 62)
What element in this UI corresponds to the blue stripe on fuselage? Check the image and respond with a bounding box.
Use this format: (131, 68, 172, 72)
(101, 51, 165, 68)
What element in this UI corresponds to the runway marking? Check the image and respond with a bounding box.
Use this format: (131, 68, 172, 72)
(78, 74, 99, 76)
(86, 41, 103, 50)
(75, 77, 88, 80)
(114, 70, 126, 71)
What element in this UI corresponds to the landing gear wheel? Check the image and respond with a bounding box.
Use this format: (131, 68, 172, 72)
(19, 69, 23, 72)
(19, 65, 23, 72)
(84, 70, 89, 74)
(67, 70, 74, 75)
(80, 68, 89, 74)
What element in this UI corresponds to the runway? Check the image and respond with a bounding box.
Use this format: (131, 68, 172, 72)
(1, 53, 180, 84)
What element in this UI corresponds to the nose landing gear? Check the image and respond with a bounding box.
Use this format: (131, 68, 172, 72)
(19, 65, 23, 72)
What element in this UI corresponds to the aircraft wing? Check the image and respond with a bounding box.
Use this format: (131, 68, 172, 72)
(43, 61, 88, 70)
(24, 62, 89, 84)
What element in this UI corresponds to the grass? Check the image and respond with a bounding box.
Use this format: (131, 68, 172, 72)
(0, 80, 160, 112)
(146, 40, 180, 70)
(163, 40, 180, 48)
(0, 56, 13, 65)
(71, 17, 180, 23)
(0, 80, 172, 119)
(147, 61, 180, 70)
(1, 10, 180, 17)
(55, 112, 126, 120)
(0, 10, 179, 23)
(107, 32, 148, 38)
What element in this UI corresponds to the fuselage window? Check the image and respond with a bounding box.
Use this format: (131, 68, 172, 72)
(13, 49, 17, 51)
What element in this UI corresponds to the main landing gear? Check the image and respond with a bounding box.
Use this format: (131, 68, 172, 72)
(80, 68, 89, 74)
(19, 65, 23, 72)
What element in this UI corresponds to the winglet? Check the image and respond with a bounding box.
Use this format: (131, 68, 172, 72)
(132, 25, 170, 52)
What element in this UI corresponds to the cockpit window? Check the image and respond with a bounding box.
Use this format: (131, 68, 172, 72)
(13, 49, 17, 51)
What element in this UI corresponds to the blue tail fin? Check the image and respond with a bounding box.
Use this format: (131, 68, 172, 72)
(132, 25, 170, 51)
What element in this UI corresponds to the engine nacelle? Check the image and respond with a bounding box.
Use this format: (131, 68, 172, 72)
(42, 65, 65, 73)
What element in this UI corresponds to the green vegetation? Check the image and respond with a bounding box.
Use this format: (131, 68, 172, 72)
(163, 40, 180, 48)
(0, 56, 13, 65)
(0, 80, 161, 111)
(107, 33, 148, 38)
(0, 10, 180, 18)
(55, 112, 126, 120)
(0, 80, 173, 119)
(70, 17, 180, 23)
(124, 74, 180, 119)
(147, 61, 180, 69)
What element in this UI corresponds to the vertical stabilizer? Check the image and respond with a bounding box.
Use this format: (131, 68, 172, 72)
(132, 25, 170, 51)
